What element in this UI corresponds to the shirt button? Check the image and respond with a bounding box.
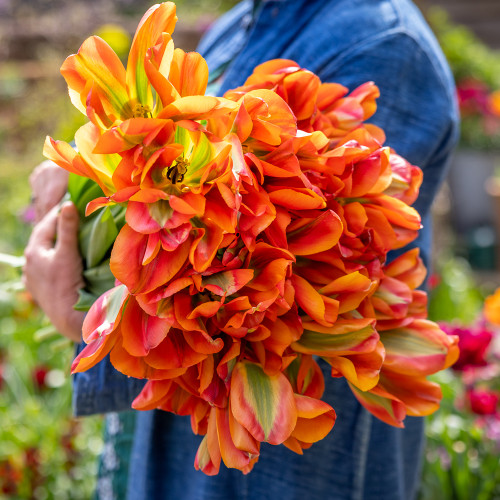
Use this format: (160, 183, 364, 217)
(241, 13, 252, 29)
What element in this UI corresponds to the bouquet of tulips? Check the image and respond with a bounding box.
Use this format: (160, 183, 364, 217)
(44, 2, 459, 475)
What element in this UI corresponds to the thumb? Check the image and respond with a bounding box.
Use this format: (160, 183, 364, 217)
(55, 202, 80, 254)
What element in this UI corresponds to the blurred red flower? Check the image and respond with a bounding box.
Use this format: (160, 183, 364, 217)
(32, 365, 49, 391)
(457, 78, 492, 117)
(467, 388, 499, 415)
(0, 458, 22, 496)
(0, 349, 6, 392)
(442, 323, 492, 371)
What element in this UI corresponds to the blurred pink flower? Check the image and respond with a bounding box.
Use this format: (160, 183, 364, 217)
(428, 273, 441, 290)
(457, 78, 492, 117)
(481, 415, 500, 444)
(457, 78, 500, 137)
(467, 388, 499, 415)
(20, 204, 36, 225)
(441, 323, 493, 371)
(462, 363, 500, 387)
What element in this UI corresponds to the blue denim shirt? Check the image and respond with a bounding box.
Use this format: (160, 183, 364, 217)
(75, 1, 459, 499)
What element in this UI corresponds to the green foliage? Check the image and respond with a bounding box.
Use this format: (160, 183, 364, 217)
(422, 255, 500, 499)
(0, 33, 103, 500)
(460, 114, 500, 152)
(428, 8, 500, 150)
(0, 124, 103, 496)
(428, 8, 500, 89)
(0, 276, 103, 498)
(420, 371, 500, 500)
(428, 257, 485, 324)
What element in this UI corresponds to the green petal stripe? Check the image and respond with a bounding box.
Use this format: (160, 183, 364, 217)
(293, 324, 378, 356)
(230, 362, 296, 445)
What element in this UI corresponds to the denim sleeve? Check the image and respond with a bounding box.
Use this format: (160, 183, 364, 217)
(319, 31, 460, 211)
(318, 31, 459, 270)
(72, 341, 146, 416)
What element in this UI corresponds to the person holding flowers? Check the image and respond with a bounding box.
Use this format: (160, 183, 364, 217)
(24, 1, 459, 499)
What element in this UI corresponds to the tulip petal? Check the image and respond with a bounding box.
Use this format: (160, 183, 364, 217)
(319, 271, 373, 314)
(71, 285, 128, 373)
(202, 269, 255, 297)
(126, 2, 177, 106)
(195, 410, 221, 475)
(120, 296, 172, 356)
(326, 341, 384, 391)
(81, 284, 128, 343)
(195, 435, 220, 476)
(377, 371, 442, 417)
(485, 288, 500, 325)
(169, 48, 209, 97)
(349, 383, 406, 428)
(291, 394, 336, 443)
(75, 122, 120, 193)
(94, 118, 168, 154)
(61, 36, 129, 120)
(268, 188, 325, 211)
(291, 274, 339, 326)
(145, 34, 180, 108)
(71, 332, 117, 374)
(381, 320, 460, 376)
(159, 95, 237, 121)
(190, 220, 224, 273)
(126, 200, 190, 234)
(111, 224, 190, 293)
(216, 407, 256, 471)
(132, 379, 173, 411)
(230, 361, 297, 445)
(293, 319, 378, 357)
(287, 210, 342, 255)
(383, 248, 426, 290)
(43, 136, 111, 192)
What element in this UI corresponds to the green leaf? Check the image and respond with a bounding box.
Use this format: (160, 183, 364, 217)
(80, 207, 118, 268)
(33, 324, 59, 342)
(83, 259, 115, 296)
(68, 174, 104, 217)
(74, 289, 100, 312)
(68, 173, 89, 205)
(110, 203, 126, 228)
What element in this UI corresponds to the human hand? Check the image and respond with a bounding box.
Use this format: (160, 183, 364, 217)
(24, 202, 85, 342)
(29, 160, 69, 223)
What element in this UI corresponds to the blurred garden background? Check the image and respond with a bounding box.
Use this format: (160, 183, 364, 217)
(1, 0, 500, 498)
